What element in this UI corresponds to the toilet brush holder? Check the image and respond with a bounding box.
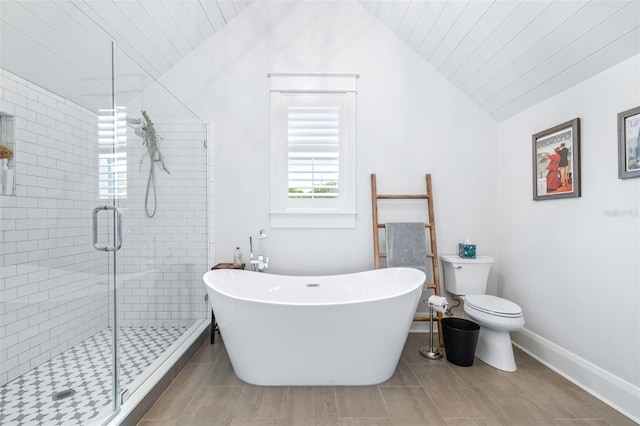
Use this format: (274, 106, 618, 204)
(419, 302, 443, 360)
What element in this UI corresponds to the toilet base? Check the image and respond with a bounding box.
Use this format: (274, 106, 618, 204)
(474, 327, 517, 372)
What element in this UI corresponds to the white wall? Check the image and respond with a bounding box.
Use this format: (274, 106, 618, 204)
(498, 55, 640, 420)
(161, 1, 497, 279)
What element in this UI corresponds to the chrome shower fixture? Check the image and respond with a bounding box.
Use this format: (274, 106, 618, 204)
(126, 116, 146, 138)
(250, 229, 269, 272)
(126, 110, 169, 218)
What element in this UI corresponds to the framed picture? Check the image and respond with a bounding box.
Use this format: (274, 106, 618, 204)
(532, 118, 580, 201)
(617, 106, 640, 179)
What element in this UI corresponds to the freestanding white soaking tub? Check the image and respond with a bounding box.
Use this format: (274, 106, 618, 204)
(202, 267, 425, 386)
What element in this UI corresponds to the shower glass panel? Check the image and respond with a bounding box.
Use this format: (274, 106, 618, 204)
(0, 5, 120, 423)
(0, 2, 209, 425)
(112, 46, 209, 405)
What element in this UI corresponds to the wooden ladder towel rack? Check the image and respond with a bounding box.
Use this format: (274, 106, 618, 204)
(371, 173, 444, 346)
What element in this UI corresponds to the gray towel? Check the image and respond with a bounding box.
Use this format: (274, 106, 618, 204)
(386, 222, 428, 271)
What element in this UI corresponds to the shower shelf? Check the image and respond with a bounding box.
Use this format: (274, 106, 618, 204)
(0, 113, 16, 196)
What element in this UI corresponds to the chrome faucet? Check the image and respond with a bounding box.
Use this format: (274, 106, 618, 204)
(250, 229, 268, 272)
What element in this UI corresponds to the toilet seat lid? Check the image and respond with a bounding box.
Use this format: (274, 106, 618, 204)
(465, 295, 522, 317)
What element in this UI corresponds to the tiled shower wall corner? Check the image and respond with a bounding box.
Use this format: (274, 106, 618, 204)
(0, 69, 109, 386)
(115, 118, 209, 327)
(0, 114, 16, 176)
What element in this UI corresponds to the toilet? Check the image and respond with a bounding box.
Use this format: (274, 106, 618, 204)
(440, 255, 524, 372)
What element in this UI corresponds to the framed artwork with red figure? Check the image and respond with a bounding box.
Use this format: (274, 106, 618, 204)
(532, 118, 581, 201)
(618, 106, 640, 179)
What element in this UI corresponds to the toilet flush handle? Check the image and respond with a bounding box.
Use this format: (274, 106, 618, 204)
(454, 266, 462, 270)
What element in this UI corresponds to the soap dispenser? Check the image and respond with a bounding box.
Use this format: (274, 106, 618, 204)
(233, 247, 242, 265)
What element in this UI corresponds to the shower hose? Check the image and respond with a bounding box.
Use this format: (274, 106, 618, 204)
(145, 160, 157, 218)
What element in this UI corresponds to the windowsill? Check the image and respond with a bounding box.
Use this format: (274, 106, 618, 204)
(269, 210, 357, 229)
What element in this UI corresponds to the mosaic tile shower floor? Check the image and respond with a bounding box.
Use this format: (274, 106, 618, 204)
(0, 326, 187, 426)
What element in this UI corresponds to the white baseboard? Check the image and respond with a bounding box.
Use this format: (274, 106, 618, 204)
(512, 328, 640, 424)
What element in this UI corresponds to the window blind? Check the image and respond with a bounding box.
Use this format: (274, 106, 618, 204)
(98, 107, 127, 199)
(287, 105, 340, 199)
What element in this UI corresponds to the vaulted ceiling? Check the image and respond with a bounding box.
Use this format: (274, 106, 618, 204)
(0, 0, 253, 114)
(361, 0, 640, 120)
(1, 0, 639, 121)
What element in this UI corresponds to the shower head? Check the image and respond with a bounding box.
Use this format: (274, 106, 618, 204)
(127, 116, 147, 138)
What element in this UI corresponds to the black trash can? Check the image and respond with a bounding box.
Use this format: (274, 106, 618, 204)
(441, 317, 480, 367)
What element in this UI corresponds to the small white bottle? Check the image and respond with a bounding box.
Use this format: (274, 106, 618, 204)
(5, 168, 13, 195)
(1, 159, 9, 195)
(233, 247, 242, 265)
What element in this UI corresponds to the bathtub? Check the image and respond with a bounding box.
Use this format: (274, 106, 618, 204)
(202, 267, 425, 386)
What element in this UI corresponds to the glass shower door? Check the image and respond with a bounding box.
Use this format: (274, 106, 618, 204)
(110, 43, 210, 407)
(91, 203, 123, 418)
(91, 41, 127, 423)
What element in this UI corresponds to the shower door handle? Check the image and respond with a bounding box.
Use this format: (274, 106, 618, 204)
(92, 205, 123, 252)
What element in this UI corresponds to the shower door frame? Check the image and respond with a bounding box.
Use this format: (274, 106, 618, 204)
(108, 41, 122, 418)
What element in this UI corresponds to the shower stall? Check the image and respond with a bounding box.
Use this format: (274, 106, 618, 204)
(0, 4, 210, 425)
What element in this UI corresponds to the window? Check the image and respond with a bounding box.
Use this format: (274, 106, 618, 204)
(286, 96, 340, 203)
(269, 73, 358, 228)
(98, 107, 127, 199)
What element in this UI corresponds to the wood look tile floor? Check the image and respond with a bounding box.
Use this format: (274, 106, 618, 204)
(138, 333, 636, 426)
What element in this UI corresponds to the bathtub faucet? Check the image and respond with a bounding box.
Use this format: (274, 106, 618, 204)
(250, 229, 268, 272)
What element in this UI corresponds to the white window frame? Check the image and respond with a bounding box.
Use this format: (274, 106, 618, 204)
(269, 73, 358, 228)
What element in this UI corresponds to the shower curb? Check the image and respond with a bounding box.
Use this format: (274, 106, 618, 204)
(117, 328, 208, 426)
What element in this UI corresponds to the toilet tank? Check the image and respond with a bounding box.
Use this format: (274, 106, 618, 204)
(440, 255, 495, 295)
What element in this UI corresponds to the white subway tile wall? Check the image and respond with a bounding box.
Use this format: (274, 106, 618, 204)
(115, 118, 209, 327)
(0, 69, 109, 387)
(0, 69, 209, 386)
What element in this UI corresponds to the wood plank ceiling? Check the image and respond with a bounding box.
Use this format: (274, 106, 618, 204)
(1, 0, 639, 120)
(360, 0, 640, 120)
(0, 0, 252, 113)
